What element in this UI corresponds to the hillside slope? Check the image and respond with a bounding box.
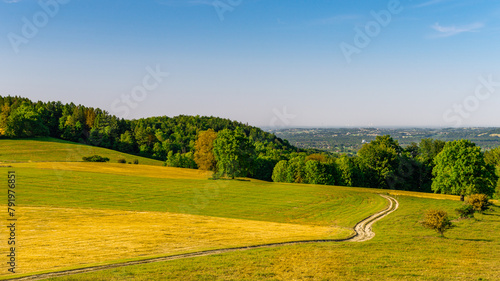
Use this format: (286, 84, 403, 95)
(0, 137, 164, 166)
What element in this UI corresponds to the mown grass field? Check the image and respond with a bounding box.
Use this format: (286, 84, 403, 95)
(1, 138, 499, 280)
(0, 137, 164, 166)
(0, 139, 386, 278)
(44, 197, 500, 281)
(8, 205, 350, 275)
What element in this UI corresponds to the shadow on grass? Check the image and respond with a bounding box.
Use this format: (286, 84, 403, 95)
(453, 238, 493, 242)
(482, 213, 500, 217)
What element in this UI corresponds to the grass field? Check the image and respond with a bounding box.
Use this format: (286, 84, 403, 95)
(0, 137, 164, 166)
(7, 205, 350, 275)
(1, 138, 499, 280)
(44, 197, 500, 281)
(0, 139, 387, 278)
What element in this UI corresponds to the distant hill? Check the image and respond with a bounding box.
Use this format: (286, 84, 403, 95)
(271, 127, 500, 154)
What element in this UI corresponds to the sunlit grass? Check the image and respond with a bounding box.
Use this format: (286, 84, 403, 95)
(0, 166, 386, 227)
(0, 137, 164, 166)
(4, 138, 495, 280)
(12, 162, 211, 180)
(46, 198, 500, 281)
(0, 206, 350, 276)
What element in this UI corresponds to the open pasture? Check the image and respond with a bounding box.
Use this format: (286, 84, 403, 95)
(43, 197, 500, 281)
(1, 139, 498, 280)
(1, 205, 349, 276)
(0, 138, 164, 166)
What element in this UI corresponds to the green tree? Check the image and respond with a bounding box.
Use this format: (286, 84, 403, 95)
(0, 103, 12, 135)
(432, 140, 497, 197)
(358, 135, 401, 189)
(165, 151, 197, 169)
(250, 156, 277, 181)
(484, 147, 500, 198)
(117, 131, 136, 153)
(272, 160, 289, 183)
(415, 139, 446, 192)
(286, 156, 306, 183)
(5, 104, 49, 137)
(304, 160, 334, 185)
(213, 128, 255, 179)
(336, 155, 364, 187)
(194, 129, 218, 171)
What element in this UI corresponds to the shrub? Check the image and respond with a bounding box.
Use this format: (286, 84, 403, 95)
(82, 155, 110, 162)
(467, 194, 490, 213)
(456, 204, 475, 218)
(133, 159, 139, 165)
(420, 209, 453, 236)
(117, 158, 126, 164)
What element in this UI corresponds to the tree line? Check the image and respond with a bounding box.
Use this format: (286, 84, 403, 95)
(271, 136, 499, 198)
(0, 96, 297, 181)
(1, 95, 498, 198)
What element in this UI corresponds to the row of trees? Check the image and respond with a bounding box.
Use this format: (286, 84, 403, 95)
(272, 136, 499, 198)
(1, 96, 498, 197)
(0, 96, 297, 180)
(192, 128, 279, 181)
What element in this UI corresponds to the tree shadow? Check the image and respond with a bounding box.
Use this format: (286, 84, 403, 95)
(482, 213, 500, 217)
(453, 238, 493, 242)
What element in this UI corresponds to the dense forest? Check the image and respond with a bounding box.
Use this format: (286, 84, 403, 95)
(0, 96, 299, 180)
(1, 95, 499, 198)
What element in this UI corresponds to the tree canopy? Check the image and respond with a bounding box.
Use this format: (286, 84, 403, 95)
(358, 135, 401, 189)
(194, 129, 218, 171)
(432, 140, 497, 196)
(213, 128, 255, 179)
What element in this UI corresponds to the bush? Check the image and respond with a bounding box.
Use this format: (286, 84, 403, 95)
(117, 158, 126, 164)
(133, 159, 139, 165)
(456, 204, 475, 218)
(467, 194, 490, 213)
(420, 209, 453, 236)
(82, 155, 110, 162)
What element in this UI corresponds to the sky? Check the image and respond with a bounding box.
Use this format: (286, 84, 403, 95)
(1, 0, 500, 128)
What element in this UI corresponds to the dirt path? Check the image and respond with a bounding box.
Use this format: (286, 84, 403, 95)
(8, 195, 398, 281)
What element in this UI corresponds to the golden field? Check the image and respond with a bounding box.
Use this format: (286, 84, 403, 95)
(1, 205, 350, 275)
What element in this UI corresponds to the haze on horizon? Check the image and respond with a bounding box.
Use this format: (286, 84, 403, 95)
(1, 0, 500, 128)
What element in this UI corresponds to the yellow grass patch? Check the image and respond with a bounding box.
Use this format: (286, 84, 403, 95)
(11, 162, 212, 180)
(385, 190, 461, 201)
(1, 206, 349, 275)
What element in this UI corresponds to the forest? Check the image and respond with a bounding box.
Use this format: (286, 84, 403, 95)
(0, 96, 299, 180)
(1, 95, 499, 198)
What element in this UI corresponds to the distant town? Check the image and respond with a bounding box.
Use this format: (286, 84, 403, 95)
(270, 127, 500, 155)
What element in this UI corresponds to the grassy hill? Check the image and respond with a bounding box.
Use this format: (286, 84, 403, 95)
(1, 139, 499, 280)
(0, 137, 164, 165)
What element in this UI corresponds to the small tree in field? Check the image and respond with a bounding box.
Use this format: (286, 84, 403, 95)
(467, 194, 490, 213)
(420, 209, 453, 236)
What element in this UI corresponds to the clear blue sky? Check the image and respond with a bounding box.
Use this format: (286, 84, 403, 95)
(1, 0, 499, 128)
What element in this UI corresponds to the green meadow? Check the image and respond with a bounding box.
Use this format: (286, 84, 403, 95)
(0, 137, 163, 166)
(1, 138, 499, 280)
(45, 197, 500, 281)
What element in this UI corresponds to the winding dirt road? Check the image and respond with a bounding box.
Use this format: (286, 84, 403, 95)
(8, 194, 398, 281)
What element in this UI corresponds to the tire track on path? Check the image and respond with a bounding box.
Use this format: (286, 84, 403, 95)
(7, 195, 398, 281)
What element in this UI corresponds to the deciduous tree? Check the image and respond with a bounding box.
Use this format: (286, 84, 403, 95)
(194, 129, 218, 171)
(432, 140, 497, 197)
(213, 128, 255, 179)
(358, 135, 401, 189)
